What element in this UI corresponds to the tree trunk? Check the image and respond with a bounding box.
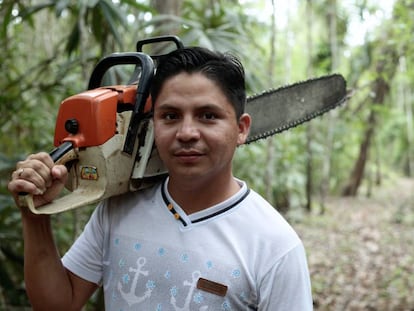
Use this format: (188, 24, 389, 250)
(304, 0, 314, 213)
(151, 0, 182, 37)
(264, 0, 277, 206)
(404, 88, 414, 177)
(319, 0, 338, 210)
(152, 0, 182, 16)
(399, 57, 414, 176)
(342, 108, 376, 196)
(342, 75, 392, 196)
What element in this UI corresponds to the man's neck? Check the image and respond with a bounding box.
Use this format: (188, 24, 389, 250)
(167, 174, 241, 215)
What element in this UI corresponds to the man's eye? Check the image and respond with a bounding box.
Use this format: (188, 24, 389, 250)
(163, 113, 178, 120)
(202, 112, 217, 120)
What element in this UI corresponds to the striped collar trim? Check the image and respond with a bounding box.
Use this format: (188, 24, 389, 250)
(161, 179, 250, 227)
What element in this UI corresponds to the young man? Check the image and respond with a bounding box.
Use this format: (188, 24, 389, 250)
(8, 47, 313, 310)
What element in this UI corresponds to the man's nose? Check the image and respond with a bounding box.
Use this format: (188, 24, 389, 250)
(176, 117, 200, 141)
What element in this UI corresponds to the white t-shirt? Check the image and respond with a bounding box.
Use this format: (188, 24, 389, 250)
(62, 179, 312, 310)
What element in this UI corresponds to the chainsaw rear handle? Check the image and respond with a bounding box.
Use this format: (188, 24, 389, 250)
(49, 141, 74, 163)
(87, 52, 155, 155)
(17, 141, 79, 210)
(18, 141, 76, 197)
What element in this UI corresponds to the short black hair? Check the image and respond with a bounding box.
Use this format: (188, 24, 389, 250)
(151, 47, 246, 119)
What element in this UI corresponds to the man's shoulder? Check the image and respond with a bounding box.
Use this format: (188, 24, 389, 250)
(95, 180, 164, 219)
(243, 188, 282, 216)
(242, 189, 301, 241)
(109, 180, 163, 204)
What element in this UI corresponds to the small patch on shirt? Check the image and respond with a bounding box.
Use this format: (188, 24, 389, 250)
(197, 277, 228, 297)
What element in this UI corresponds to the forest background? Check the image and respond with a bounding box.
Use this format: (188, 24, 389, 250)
(1, 0, 413, 310)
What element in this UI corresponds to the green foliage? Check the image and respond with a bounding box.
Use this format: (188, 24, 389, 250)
(313, 42, 333, 72)
(0, 151, 24, 306)
(234, 128, 310, 211)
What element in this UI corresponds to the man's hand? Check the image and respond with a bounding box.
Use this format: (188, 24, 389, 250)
(8, 152, 68, 211)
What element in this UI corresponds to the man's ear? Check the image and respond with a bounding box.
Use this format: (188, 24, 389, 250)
(237, 113, 251, 146)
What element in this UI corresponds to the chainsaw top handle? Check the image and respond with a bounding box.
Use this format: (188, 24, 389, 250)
(87, 52, 154, 90)
(136, 35, 184, 61)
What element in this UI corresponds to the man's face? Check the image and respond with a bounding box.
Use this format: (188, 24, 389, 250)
(153, 72, 250, 184)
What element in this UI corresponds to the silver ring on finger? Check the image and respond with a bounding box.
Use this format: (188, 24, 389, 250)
(17, 168, 24, 177)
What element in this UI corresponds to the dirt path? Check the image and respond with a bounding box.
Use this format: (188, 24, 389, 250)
(294, 177, 414, 311)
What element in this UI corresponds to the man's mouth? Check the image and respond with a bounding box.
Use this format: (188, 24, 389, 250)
(174, 150, 204, 162)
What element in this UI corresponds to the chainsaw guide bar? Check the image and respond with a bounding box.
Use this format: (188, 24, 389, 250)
(246, 74, 348, 144)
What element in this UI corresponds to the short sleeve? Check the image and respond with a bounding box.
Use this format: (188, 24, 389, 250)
(61, 202, 107, 285)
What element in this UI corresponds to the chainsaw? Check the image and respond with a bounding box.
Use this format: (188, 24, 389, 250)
(18, 35, 348, 214)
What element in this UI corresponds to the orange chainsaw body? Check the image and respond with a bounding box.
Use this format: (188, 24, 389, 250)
(54, 85, 151, 148)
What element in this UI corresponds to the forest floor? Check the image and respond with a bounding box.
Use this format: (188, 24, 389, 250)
(292, 176, 414, 311)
